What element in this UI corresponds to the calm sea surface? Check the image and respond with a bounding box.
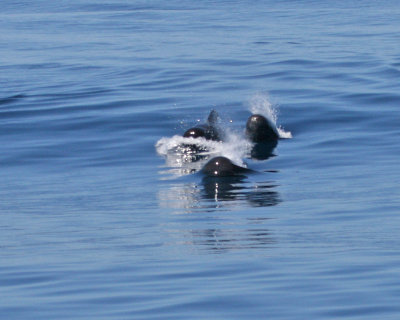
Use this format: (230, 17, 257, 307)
(1, 1, 400, 319)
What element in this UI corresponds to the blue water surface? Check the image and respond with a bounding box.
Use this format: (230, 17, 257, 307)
(1, 1, 400, 319)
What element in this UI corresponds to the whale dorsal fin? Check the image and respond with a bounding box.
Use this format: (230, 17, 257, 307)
(207, 109, 220, 125)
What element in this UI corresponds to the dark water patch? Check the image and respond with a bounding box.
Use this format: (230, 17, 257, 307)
(269, 59, 324, 67)
(0, 270, 57, 288)
(253, 41, 271, 45)
(0, 94, 26, 106)
(24, 62, 65, 70)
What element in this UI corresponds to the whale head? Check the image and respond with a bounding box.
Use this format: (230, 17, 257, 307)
(246, 114, 279, 143)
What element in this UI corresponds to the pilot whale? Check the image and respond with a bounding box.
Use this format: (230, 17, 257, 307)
(245, 114, 279, 143)
(183, 110, 222, 141)
(201, 156, 251, 177)
(244, 114, 279, 160)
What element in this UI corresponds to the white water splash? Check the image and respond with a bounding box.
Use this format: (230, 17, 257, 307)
(248, 93, 292, 139)
(155, 130, 252, 170)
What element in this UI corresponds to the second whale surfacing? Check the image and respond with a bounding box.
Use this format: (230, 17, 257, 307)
(201, 156, 251, 177)
(245, 114, 279, 143)
(245, 114, 279, 160)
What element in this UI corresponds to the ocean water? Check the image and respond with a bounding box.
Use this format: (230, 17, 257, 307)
(1, 1, 400, 319)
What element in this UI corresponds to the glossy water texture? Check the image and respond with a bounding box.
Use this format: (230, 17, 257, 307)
(1, 1, 400, 319)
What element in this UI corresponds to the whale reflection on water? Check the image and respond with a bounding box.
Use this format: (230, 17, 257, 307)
(158, 176, 281, 212)
(201, 176, 280, 207)
(157, 178, 280, 252)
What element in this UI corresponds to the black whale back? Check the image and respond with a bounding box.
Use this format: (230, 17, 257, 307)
(202, 156, 249, 177)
